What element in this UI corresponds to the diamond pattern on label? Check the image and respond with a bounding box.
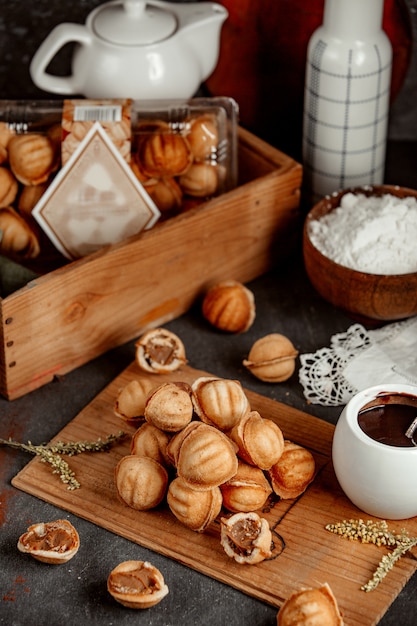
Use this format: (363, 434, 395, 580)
(33, 122, 160, 259)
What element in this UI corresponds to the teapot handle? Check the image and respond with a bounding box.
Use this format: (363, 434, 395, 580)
(30, 23, 92, 95)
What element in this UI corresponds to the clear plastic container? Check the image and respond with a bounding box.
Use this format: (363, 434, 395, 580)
(0, 97, 238, 204)
(0, 97, 239, 267)
(130, 97, 239, 212)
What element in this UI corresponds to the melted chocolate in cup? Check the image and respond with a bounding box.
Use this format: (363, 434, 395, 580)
(358, 392, 417, 447)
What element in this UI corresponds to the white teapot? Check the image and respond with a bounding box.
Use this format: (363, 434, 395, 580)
(30, 0, 228, 99)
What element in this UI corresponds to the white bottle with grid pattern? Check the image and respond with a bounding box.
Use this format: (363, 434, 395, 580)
(302, 0, 392, 203)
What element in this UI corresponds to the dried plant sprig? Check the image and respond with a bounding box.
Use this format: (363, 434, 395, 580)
(326, 519, 417, 592)
(46, 432, 127, 456)
(326, 519, 406, 547)
(37, 448, 81, 490)
(0, 431, 126, 490)
(362, 538, 417, 592)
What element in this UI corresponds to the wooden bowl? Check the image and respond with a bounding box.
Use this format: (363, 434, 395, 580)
(303, 185, 417, 325)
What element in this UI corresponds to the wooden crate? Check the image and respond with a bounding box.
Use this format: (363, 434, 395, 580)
(0, 127, 302, 400)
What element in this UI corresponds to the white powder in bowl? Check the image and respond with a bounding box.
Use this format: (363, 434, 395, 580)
(308, 192, 417, 275)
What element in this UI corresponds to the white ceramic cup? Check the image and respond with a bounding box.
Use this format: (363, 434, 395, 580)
(332, 383, 417, 520)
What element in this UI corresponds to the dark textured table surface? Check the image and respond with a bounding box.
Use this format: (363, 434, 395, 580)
(1, 138, 417, 626)
(1, 2, 417, 624)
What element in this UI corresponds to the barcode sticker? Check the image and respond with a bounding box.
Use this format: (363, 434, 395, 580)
(61, 99, 132, 166)
(73, 105, 122, 123)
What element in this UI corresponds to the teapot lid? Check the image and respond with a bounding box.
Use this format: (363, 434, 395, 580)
(93, 0, 177, 45)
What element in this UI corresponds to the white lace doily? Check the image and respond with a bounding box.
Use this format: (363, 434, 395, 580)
(299, 317, 417, 406)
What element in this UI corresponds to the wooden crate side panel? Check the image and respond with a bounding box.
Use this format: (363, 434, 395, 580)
(0, 301, 7, 396)
(0, 135, 302, 400)
(1, 168, 302, 400)
(237, 126, 298, 183)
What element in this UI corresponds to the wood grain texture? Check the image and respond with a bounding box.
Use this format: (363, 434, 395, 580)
(12, 363, 417, 625)
(0, 127, 302, 399)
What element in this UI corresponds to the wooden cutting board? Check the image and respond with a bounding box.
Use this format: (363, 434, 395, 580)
(12, 363, 417, 625)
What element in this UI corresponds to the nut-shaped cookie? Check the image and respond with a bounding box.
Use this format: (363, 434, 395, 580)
(8, 133, 57, 185)
(277, 583, 344, 626)
(229, 410, 284, 470)
(268, 441, 316, 499)
(167, 476, 222, 532)
(220, 511, 272, 564)
(176, 422, 238, 490)
(179, 162, 218, 197)
(107, 560, 169, 609)
(0, 121, 15, 149)
(0, 144, 7, 165)
(18, 183, 48, 216)
(144, 176, 183, 213)
(0, 167, 18, 207)
(130, 423, 171, 467)
(243, 333, 299, 382)
(165, 421, 202, 466)
(0, 206, 40, 259)
(135, 328, 187, 374)
(130, 152, 153, 183)
(114, 378, 155, 421)
(136, 120, 170, 137)
(47, 123, 63, 154)
(221, 461, 272, 513)
(144, 381, 193, 432)
(139, 132, 192, 177)
(191, 376, 250, 431)
(202, 280, 256, 333)
(115, 455, 168, 510)
(187, 114, 219, 161)
(17, 519, 80, 564)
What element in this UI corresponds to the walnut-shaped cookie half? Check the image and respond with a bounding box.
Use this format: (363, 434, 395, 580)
(220, 511, 272, 564)
(135, 328, 187, 374)
(17, 519, 80, 564)
(179, 162, 219, 197)
(175, 421, 238, 490)
(8, 133, 58, 186)
(17, 182, 48, 216)
(167, 476, 222, 532)
(144, 381, 193, 432)
(277, 582, 344, 626)
(114, 378, 155, 422)
(139, 131, 192, 178)
(268, 441, 316, 499)
(0, 166, 18, 207)
(186, 114, 219, 161)
(130, 422, 172, 467)
(0, 206, 40, 259)
(202, 280, 256, 333)
(0, 121, 15, 150)
(107, 560, 169, 609)
(243, 333, 298, 382)
(144, 176, 183, 213)
(229, 410, 285, 470)
(191, 376, 250, 431)
(165, 421, 203, 467)
(115, 455, 168, 510)
(221, 461, 272, 513)
(0, 144, 7, 165)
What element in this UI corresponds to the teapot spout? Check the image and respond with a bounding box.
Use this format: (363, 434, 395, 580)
(175, 2, 228, 81)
